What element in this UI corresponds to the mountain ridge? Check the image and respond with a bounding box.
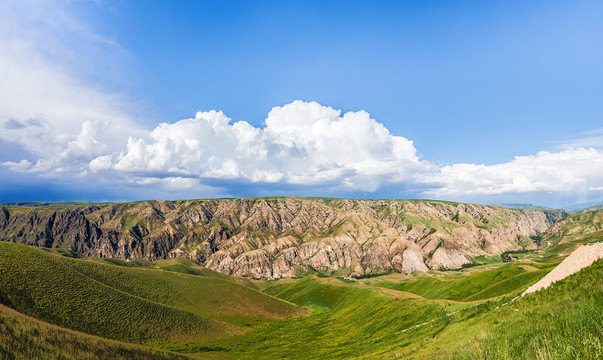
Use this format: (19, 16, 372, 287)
(0, 198, 567, 279)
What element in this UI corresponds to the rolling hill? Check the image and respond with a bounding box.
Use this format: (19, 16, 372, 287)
(0, 242, 303, 358)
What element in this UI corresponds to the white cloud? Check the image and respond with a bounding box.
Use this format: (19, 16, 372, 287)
(1, 159, 32, 172)
(0, 0, 145, 176)
(112, 101, 435, 191)
(110, 101, 602, 200)
(135, 176, 201, 191)
(425, 147, 603, 197)
(89, 155, 113, 173)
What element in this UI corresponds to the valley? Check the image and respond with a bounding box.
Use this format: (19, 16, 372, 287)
(0, 199, 601, 359)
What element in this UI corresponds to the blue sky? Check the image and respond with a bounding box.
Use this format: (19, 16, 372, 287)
(1, 0, 602, 208)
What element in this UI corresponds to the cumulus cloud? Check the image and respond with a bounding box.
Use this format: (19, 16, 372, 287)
(424, 147, 603, 197)
(104, 103, 603, 200)
(109, 101, 435, 191)
(89, 155, 113, 173)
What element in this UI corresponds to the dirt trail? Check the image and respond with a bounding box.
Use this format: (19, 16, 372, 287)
(523, 242, 603, 296)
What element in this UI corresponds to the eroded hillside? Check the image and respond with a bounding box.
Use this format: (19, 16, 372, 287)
(0, 198, 566, 278)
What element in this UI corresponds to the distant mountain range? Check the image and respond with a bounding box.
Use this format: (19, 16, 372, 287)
(496, 203, 554, 210)
(4, 199, 602, 213)
(565, 202, 603, 213)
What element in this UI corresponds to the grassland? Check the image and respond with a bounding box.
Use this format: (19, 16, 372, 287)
(412, 258, 603, 359)
(186, 276, 453, 359)
(62, 257, 303, 326)
(0, 220, 601, 359)
(0, 303, 186, 360)
(537, 209, 603, 262)
(0, 242, 302, 354)
(174, 257, 600, 359)
(371, 262, 556, 301)
(0, 242, 221, 344)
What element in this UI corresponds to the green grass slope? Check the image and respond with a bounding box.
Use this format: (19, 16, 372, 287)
(179, 257, 601, 359)
(0, 242, 219, 344)
(538, 209, 603, 261)
(190, 277, 454, 359)
(0, 303, 187, 360)
(62, 257, 303, 326)
(0, 242, 303, 348)
(372, 262, 556, 301)
(410, 258, 603, 360)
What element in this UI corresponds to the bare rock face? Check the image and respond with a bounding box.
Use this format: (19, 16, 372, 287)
(0, 198, 567, 279)
(401, 248, 429, 273)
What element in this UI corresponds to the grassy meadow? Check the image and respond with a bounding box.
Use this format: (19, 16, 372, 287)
(185, 258, 600, 359)
(0, 303, 186, 360)
(0, 242, 303, 358)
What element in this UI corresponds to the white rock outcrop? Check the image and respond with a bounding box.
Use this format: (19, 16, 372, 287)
(523, 242, 603, 296)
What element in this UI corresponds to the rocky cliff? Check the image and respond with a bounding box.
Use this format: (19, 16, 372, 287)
(0, 198, 566, 278)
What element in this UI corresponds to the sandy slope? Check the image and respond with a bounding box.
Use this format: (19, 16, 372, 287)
(523, 242, 603, 296)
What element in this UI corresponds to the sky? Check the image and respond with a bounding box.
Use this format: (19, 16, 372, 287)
(1, 0, 602, 208)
